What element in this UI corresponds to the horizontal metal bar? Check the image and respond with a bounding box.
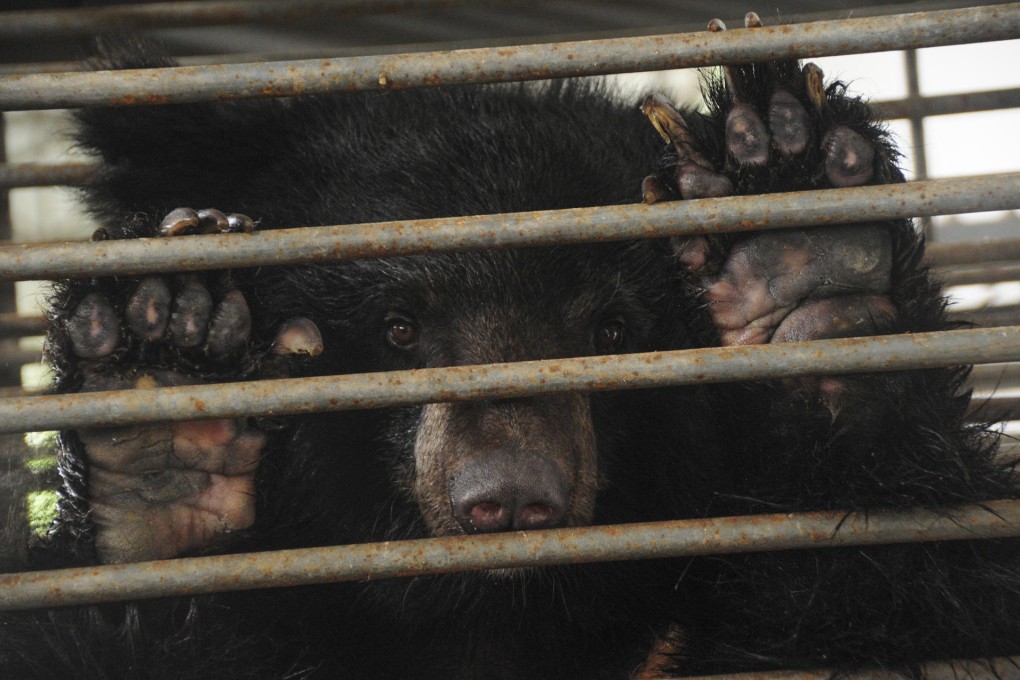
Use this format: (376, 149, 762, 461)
(0, 349, 41, 367)
(1, 5, 1018, 110)
(874, 87, 1020, 120)
(684, 657, 1020, 680)
(939, 262, 1020, 286)
(967, 394, 1020, 420)
(968, 362, 1020, 391)
(949, 304, 1020, 328)
(927, 238, 1020, 267)
(0, 313, 45, 339)
(0, 94, 1013, 188)
(1, 327, 1018, 434)
(0, 0, 994, 76)
(1, 500, 1018, 610)
(0, 95, 1012, 188)
(2, 175, 1017, 282)
(0, 162, 98, 190)
(0, 0, 478, 41)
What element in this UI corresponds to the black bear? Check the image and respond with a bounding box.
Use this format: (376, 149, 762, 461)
(2, 14, 1019, 679)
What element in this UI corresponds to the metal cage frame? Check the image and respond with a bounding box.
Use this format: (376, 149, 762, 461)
(1, 2, 1019, 677)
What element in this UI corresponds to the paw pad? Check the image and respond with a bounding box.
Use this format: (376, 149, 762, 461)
(66, 207, 255, 362)
(642, 14, 879, 201)
(640, 15, 897, 356)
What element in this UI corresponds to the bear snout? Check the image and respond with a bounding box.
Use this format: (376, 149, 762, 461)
(448, 452, 569, 533)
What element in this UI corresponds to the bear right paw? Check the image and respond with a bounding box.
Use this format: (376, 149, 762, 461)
(60, 208, 323, 564)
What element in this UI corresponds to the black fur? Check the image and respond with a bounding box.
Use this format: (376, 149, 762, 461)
(1, 38, 1018, 679)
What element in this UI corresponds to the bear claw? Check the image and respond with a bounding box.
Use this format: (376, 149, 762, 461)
(641, 94, 733, 199)
(159, 206, 254, 236)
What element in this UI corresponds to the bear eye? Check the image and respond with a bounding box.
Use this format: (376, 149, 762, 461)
(593, 320, 625, 353)
(386, 314, 418, 349)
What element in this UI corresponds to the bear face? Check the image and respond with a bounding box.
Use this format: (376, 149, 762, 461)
(2, 20, 1018, 680)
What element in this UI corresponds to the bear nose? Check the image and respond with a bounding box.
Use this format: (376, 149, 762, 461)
(449, 452, 569, 534)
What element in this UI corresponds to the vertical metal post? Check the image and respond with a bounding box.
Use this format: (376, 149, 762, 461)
(904, 49, 933, 238)
(0, 113, 23, 388)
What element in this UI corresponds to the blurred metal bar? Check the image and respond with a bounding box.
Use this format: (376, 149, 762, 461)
(1, 327, 1018, 433)
(2, 174, 1018, 282)
(949, 304, 1020, 328)
(874, 87, 1020, 120)
(0, 0, 483, 41)
(0, 162, 98, 190)
(967, 362, 1020, 393)
(927, 238, 1020, 267)
(0, 94, 1010, 187)
(939, 262, 1020, 286)
(968, 394, 1020, 420)
(0, 387, 26, 398)
(0, 1, 1011, 75)
(686, 657, 1020, 680)
(0, 313, 45, 339)
(0, 115, 19, 389)
(1, 500, 1018, 610)
(0, 348, 40, 366)
(901, 50, 932, 237)
(1, 5, 1018, 110)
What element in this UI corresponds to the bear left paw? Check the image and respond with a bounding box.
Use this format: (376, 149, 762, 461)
(641, 12, 899, 349)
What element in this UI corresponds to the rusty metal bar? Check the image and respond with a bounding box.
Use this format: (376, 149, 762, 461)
(1, 500, 1018, 610)
(2, 174, 1017, 282)
(0, 162, 98, 190)
(874, 87, 1020, 120)
(1, 5, 1018, 110)
(1, 326, 1018, 434)
(0, 1, 1008, 76)
(0, 0, 483, 41)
